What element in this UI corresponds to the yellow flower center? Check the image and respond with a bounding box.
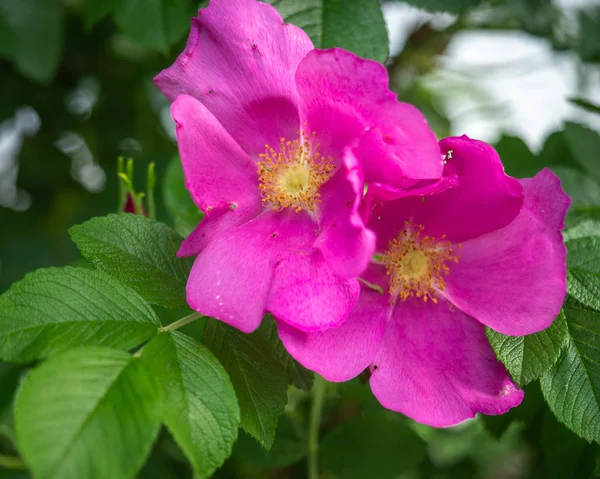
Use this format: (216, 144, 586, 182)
(257, 133, 335, 213)
(382, 221, 460, 304)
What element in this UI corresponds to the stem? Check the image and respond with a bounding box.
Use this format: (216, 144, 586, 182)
(308, 375, 327, 479)
(146, 162, 156, 220)
(0, 453, 25, 470)
(159, 312, 202, 332)
(358, 277, 384, 294)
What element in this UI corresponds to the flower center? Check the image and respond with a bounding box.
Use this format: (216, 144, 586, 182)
(257, 133, 335, 213)
(382, 221, 459, 304)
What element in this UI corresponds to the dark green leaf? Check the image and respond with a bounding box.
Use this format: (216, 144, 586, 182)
(540, 300, 600, 442)
(0, 267, 159, 363)
(83, 0, 123, 30)
(389, 0, 485, 14)
(567, 269, 600, 311)
(233, 415, 306, 469)
(263, 317, 313, 390)
(114, 0, 196, 54)
(267, 0, 389, 63)
(14, 347, 162, 479)
(163, 157, 204, 238)
(69, 213, 192, 309)
(486, 312, 568, 387)
(142, 331, 239, 479)
(321, 412, 426, 478)
(494, 135, 541, 178)
(564, 220, 600, 242)
(569, 97, 600, 115)
(202, 320, 287, 449)
(566, 235, 600, 274)
(0, 0, 64, 83)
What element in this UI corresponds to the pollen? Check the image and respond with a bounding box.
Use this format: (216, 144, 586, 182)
(257, 132, 335, 213)
(381, 221, 460, 304)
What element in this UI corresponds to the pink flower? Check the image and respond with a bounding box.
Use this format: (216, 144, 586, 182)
(278, 136, 570, 427)
(154, 0, 442, 333)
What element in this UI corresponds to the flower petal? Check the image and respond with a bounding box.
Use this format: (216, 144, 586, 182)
(295, 48, 442, 184)
(369, 298, 523, 427)
(368, 136, 523, 249)
(268, 213, 360, 332)
(314, 148, 376, 277)
(277, 265, 390, 381)
(186, 209, 359, 333)
(155, 0, 313, 157)
(443, 168, 570, 336)
(172, 94, 261, 211)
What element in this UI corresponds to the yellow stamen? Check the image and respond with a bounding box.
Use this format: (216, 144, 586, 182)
(381, 221, 460, 304)
(257, 132, 335, 213)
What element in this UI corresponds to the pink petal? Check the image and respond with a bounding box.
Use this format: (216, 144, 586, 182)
(314, 149, 376, 277)
(295, 48, 442, 184)
(155, 0, 313, 157)
(370, 298, 523, 427)
(186, 209, 359, 333)
(277, 264, 390, 381)
(368, 136, 523, 249)
(443, 168, 570, 336)
(172, 94, 261, 212)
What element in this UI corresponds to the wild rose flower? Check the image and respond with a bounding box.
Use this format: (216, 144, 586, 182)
(278, 136, 570, 427)
(154, 0, 443, 333)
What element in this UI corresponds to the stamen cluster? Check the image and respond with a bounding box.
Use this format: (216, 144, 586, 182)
(382, 221, 460, 304)
(257, 132, 335, 213)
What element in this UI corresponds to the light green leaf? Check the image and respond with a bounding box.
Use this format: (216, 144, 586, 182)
(389, 0, 485, 13)
(202, 320, 287, 449)
(486, 312, 568, 387)
(0, 267, 159, 363)
(563, 122, 600, 182)
(0, 0, 64, 83)
(69, 213, 192, 309)
(564, 220, 600, 242)
(14, 347, 162, 479)
(267, 0, 389, 63)
(320, 412, 427, 478)
(540, 299, 600, 442)
(163, 157, 204, 238)
(142, 331, 239, 479)
(114, 0, 196, 54)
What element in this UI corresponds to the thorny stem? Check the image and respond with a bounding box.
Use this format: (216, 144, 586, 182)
(0, 453, 26, 470)
(159, 312, 202, 333)
(308, 375, 327, 479)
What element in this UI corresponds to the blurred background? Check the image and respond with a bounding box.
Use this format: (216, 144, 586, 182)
(1, 0, 600, 477)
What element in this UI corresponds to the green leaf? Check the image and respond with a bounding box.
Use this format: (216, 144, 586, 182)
(569, 97, 600, 116)
(540, 299, 600, 442)
(267, 0, 389, 63)
(389, 0, 485, 14)
(320, 412, 426, 478)
(69, 213, 192, 309)
(564, 220, 600, 242)
(551, 166, 600, 209)
(142, 331, 239, 479)
(233, 415, 307, 469)
(494, 135, 541, 178)
(567, 269, 600, 311)
(566, 235, 600, 274)
(263, 317, 313, 390)
(114, 0, 196, 54)
(202, 320, 287, 449)
(83, 0, 123, 30)
(0, 267, 159, 363)
(163, 157, 204, 238)
(14, 347, 162, 479)
(486, 312, 568, 387)
(0, 0, 64, 83)
(563, 122, 600, 182)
